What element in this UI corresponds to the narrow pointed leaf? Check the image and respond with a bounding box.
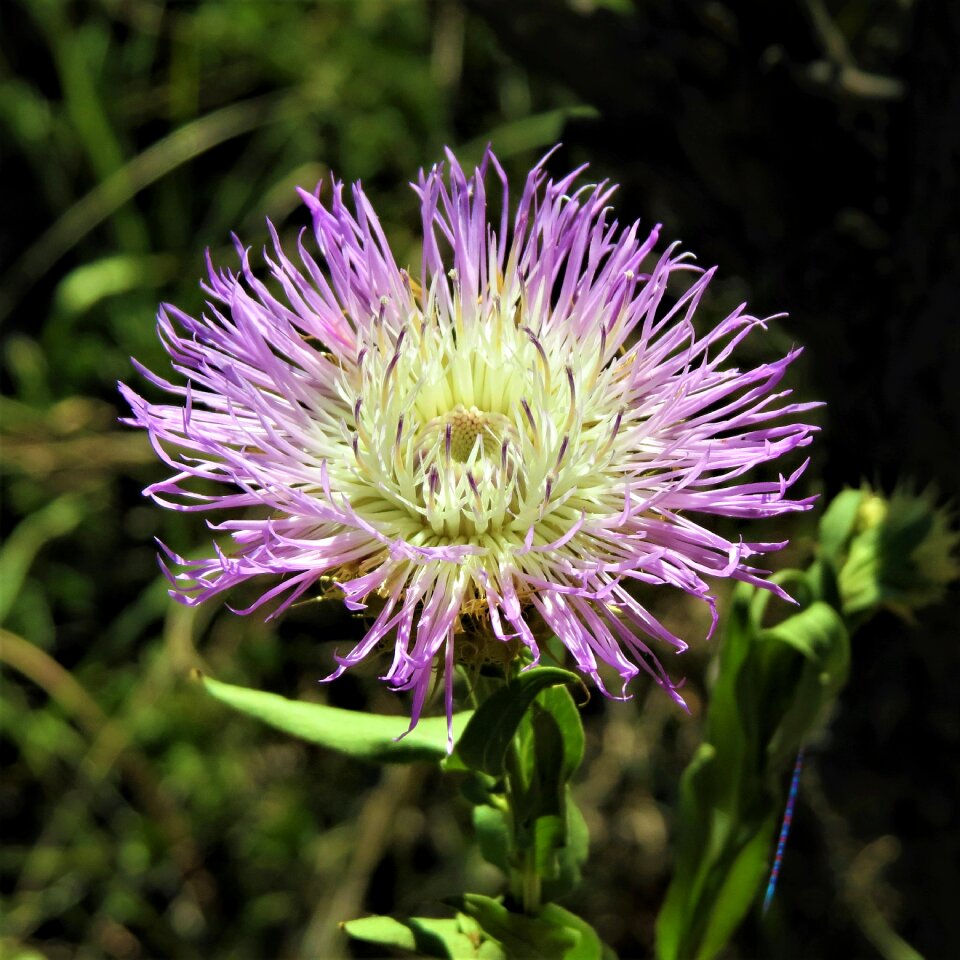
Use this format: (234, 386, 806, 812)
(474, 804, 511, 874)
(198, 674, 471, 763)
(693, 820, 777, 960)
(454, 666, 580, 776)
(539, 904, 608, 960)
(342, 914, 504, 959)
(657, 592, 851, 960)
(450, 894, 594, 960)
(535, 684, 586, 779)
(757, 602, 850, 769)
(542, 791, 590, 902)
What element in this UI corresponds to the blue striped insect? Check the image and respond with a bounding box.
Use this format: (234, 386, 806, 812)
(763, 746, 805, 913)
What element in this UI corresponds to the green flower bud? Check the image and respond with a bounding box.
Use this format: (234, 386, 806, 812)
(828, 485, 959, 621)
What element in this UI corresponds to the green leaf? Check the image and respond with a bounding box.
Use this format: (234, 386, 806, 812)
(473, 788, 589, 901)
(450, 894, 602, 960)
(501, 684, 587, 891)
(342, 914, 504, 959)
(535, 684, 586, 780)
(656, 597, 851, 960)
(759, 602, 848, 678)
(457, 769, 501, 805)
(198, 674, 471, 764)
(531, 813, 566, 878)
(692, 816, 777, 960)
(654, 744, 717, 960)
(697, 585, 763, 813)
(0, 495, 86, 623)
(456, 670, 589, 907)
(818, 487, 865, 566)
(757, 603, 850, 769)
(458, 106, 600, 165)
(518, 706, 575, 878)
(525, 703, 568, 815)
(656, 744, 778, 960)
(541, 791, 590, 903)
(454, 666, 581, 776)
(474, 804, 510, 874)
(539, 904, 608, 960)
(473, 787, 590, 900)
(53, 253, 177, 316)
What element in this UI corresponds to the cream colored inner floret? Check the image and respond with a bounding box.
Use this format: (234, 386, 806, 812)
(331, 290, 627, 549)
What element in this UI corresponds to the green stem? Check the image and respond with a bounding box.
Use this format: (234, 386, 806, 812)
(504, 738, 542, 915)
(521, 850, 542, 915)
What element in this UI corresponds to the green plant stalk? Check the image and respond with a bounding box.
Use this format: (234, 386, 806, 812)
(521, 852, 543, 916)
(503, 737, 538, 914)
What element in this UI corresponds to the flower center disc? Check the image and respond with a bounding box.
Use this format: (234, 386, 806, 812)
(446, 405, 490, 462)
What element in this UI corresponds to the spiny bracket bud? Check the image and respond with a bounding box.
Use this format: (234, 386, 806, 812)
(819, 484, 959, 622)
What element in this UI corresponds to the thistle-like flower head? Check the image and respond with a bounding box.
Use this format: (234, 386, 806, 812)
(122, 148, 819, 737)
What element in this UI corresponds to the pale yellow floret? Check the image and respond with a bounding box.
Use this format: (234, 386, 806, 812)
(325, 272, 630, 561)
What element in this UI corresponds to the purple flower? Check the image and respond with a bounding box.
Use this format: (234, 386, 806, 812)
(122, 147, 819, 738)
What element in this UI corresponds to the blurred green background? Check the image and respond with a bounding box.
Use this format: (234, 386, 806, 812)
(2, 1, 958, 958)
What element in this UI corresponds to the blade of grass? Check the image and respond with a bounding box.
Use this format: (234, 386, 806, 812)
(0, 92, 308, 325)
(0, 496, 86, 624)
(27, 0, 149, 252)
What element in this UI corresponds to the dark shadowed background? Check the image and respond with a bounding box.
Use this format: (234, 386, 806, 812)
(2, 1, 958, 958)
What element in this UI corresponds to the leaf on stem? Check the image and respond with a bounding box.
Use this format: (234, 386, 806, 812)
(342, 913, 506, 959)
(453, 666, 581, 777)
(198, 674, 471, 764)
(450, 894, 606, 960)
(656, 587, 850, 960)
